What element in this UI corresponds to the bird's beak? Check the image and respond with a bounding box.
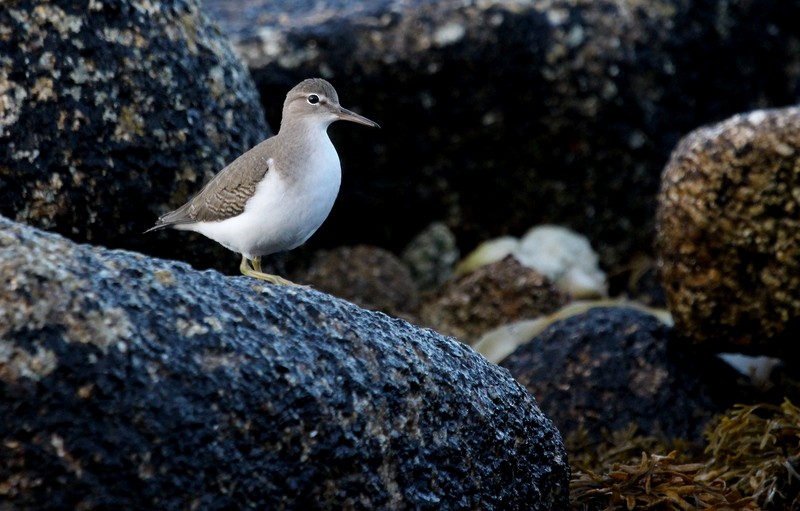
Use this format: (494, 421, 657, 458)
(336, 106, 380, 128)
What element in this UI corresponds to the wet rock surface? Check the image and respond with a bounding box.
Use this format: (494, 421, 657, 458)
(0, 0, 269, 271)
(0, 216, 569, 510)
(500, 306, 743, 443)
(657, 107, 800, 357)
(202, 0, 800, 268)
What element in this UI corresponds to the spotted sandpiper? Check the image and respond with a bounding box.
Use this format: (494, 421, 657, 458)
(147, 78, 379, 285)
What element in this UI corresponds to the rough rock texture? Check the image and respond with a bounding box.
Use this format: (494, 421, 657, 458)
(657, 108, 800, 357)
(401, 221, 459, 292)
(501, 307, 743, 443)
(202, 0, 800, 268)
(0, 0, 269, 271)
(0, 216, 569, 510)
(298, 244, 420, 320)
(421, 256, 568, 344)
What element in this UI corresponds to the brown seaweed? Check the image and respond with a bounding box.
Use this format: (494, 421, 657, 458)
(569, 400, 800, 510)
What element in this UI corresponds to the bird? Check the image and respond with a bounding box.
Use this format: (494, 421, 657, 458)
(147, 78, 379, 285)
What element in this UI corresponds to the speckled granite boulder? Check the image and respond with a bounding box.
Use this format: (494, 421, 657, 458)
(202, 0, 800, 268)
(0, 216, 569, 510)
(421, 256, 568, 344)
(500, 306, 743, 443)
(0, 0, 269, 271)
(657, 108, 800, 357)
(298, 245, 420, 320)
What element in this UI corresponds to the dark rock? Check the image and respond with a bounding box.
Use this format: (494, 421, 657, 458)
(607, 256, 667, 308)
(0, 0, 269, 272)
(0, 216, 569, 510)
(298, 244, 420, 319)
(657, 107, 800, 357)
(500, 306, 744, 443)
(768, 363, 800, 405)
(202, 0, 800, 268)
(421, 256, 568, 344)
(401, 221, 459, 291)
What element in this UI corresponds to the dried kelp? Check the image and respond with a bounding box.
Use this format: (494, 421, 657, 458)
(569, 399, 800, 510)
(570, 451, 756, 510)
(567, 423, 697, 475)
(704, 399, 800, 510)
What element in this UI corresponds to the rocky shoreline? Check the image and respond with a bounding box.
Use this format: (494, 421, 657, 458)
(2, 1, 798, 509)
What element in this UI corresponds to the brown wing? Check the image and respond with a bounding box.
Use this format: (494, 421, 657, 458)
(148, 140, 274, 230)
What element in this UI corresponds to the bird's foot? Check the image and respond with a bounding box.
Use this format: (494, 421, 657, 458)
(240, 256, 303, 286)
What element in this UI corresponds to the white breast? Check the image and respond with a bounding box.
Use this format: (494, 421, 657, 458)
(188, 131, 342, 259)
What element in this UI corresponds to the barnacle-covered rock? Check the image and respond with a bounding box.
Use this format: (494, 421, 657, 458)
(657, 107, 800, 357)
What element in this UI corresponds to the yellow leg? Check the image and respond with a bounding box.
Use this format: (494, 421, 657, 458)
(239, 255, 301, 286)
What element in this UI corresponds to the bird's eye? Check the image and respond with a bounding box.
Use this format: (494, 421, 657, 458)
(307, 94, 320, 105)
